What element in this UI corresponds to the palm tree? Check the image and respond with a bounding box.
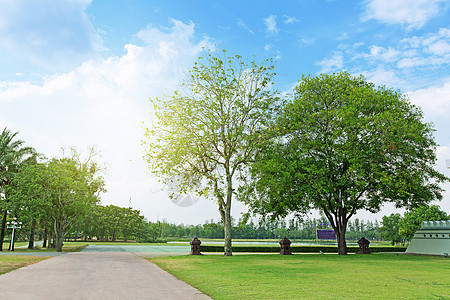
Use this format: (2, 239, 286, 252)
(0, 127, 36, 250)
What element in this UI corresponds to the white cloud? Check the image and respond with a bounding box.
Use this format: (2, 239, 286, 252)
(366, 46, 401, 62)
(283, 15, 298, 24)
(0, 19, 219, 224)
(393, 28, 450, 68)
(407, 79, 450, 116)
(434, 145, 450, 214)
(300, 37, 316, 47)
(236, 18, 254, 35)
(401, 28, 450, 56)
(427, 40, 450, 56)
(336, 31, 349, 41)
(326, 28, 450, 87)
(361, 67, 405, 87)
(316, 52, 344, 73)
(362, 0, 448, 29)
(396, 57, 429, 68)
(0, 0, 103, 70)
(264, 15, 278, 35)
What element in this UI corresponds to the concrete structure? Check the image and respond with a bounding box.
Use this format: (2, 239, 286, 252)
(406, 221, 450, 256)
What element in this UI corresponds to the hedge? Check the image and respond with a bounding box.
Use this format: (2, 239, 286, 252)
(199, 245, 407, 253)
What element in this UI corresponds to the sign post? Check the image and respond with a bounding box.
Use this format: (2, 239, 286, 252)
(7, 217, 22, 251)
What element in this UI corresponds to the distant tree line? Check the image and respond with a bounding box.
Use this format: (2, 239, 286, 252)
(136, 216, 381, 242)
(68, 204, 144, 242)
(136, 204, 448, 243)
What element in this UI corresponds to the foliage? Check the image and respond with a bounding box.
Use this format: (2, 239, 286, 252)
(6, 148, 105, 252)
(132, 216, 381, 241)
(240, 72, 449, 255)
(0, 127, 36, 190)
(137, 220, 166, 243)
(143, 49, 280, 255)
(398, 205, 449, 240)
(151, 254, 449, 299)
(0, 127, 37, 251)
(81, 204, 144, 241)
(378, 213, 403, 245)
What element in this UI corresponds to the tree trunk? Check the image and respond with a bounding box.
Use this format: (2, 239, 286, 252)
(43, 227, 48, 248)
(336, 212, 348, 255)
(337, 231, 347, 255)
(54, 221, 65, 252)
(49, 233, 55, 248)
(0, 210, 8, 251)
(324, 208, 348, 255)
(28, 219, 36, 249)
(223, 206, 232, 256)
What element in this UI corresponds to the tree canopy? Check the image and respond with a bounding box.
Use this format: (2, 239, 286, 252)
(240, 72, 449, 254)
(0, 127, 37, 251)
(398, 205, 449, 240)
(143, 49, 280, 256)
(378, 213, 403, 245)
(7, 148, 105, 252)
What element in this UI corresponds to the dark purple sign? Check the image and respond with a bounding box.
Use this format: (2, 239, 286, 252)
(317, 229, 336, 240)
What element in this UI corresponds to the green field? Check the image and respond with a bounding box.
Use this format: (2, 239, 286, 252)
(0, 255, 48, 275)
(6, 241, 174, 253)
(2, 241, 28, 250)
(150, 253, 449, 299)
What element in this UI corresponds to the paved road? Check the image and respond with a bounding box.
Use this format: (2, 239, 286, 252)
(0, 252, 211, 300)
(81, 245, 195, 258)
(15, 241, 44, 249)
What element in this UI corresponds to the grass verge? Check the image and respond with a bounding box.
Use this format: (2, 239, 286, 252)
(149, 253, 449, 299)
(0, 255, 48, 275)
(8, 242, 89, 253)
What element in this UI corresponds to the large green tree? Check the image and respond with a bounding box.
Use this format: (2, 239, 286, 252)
(143, 49, 280, 256)
(0, 127, 36, 251)
(399, 205, 449, 240)
(8, 149, 105, 252)
(378, 213, 403, 245)
(241, 72, 448, 255)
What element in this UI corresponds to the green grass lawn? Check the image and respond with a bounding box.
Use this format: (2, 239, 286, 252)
(4, 241, 90, 252)
(0, 255, 48, 275)
(149, 253, 449, 299)
(1, 240, 184, 253)
(2, 241, 28, 250)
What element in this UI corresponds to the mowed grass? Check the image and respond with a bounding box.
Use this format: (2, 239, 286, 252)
(150, 253, 449, 299)
(10, 242, 89, 252)
(0, 255, 48, 275)
(2, 241, 28, 250)
(1, 240, 180, 253)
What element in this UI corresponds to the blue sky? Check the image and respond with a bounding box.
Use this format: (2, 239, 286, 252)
(0, 0, 449, 224)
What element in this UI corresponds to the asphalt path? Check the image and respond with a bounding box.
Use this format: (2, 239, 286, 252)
(15, 241, 44, 249)
(82, 244, 191, 255)
(0, 247, 211, 299)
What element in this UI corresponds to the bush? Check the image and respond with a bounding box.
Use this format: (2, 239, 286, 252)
(138, 238, 167, 243)
(199, 245, 406, 253)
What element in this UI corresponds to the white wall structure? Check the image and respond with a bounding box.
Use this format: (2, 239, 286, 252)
(406, 221, 450, 256)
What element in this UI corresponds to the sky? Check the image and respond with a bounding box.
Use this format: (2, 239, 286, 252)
(0, 0, 449, 225)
